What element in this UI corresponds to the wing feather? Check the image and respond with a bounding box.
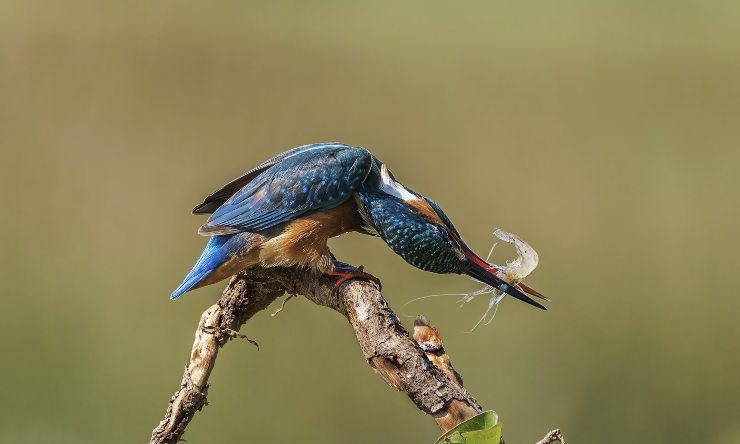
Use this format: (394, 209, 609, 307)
(198, 144, 371, 235)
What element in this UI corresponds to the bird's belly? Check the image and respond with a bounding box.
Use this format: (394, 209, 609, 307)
(258, 202, 358, 272)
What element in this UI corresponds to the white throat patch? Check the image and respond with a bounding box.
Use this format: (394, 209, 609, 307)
(379, 163, 418, 202)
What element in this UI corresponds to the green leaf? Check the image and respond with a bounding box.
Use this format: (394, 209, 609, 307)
(458, 423, 502, 444)
(434, 411, 501, 444)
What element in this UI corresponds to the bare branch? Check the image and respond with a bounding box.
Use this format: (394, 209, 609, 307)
(150, 265, 557, 443)
(245, 266, 484, 431)
(149, 273, 285, 444)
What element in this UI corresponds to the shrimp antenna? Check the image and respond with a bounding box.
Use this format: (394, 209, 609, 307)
(466, 292, 503, 332)
(485, 241, 498, 262)
(400, 293, 469, 318)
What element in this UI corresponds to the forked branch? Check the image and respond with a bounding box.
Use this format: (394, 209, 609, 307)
(149, 266, 561, 443)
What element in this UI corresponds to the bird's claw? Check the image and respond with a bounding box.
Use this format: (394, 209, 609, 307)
(327, 262, 382, 291)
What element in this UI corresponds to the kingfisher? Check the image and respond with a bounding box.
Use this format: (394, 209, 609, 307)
(172, 142, 546, 309)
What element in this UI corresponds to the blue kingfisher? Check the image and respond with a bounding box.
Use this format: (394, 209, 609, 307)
(171, 142, 546, 310)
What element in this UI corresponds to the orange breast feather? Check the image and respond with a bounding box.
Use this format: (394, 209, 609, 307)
(259, 202, 358, 271)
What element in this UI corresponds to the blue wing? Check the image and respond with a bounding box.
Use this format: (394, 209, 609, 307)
(198, 143, 372, 235)
(193, 143, 351, 214)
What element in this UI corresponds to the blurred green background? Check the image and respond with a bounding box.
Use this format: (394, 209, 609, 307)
(1, 1, 739, 443)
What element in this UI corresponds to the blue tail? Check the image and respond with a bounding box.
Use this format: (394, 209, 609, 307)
(171, 235, 236, 300)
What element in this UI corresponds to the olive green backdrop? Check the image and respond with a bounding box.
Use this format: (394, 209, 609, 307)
(1, 2, 738, 443)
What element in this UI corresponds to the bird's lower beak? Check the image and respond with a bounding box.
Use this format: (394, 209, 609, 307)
(516, 282, 550, 302)
(462, 248, 547, 310)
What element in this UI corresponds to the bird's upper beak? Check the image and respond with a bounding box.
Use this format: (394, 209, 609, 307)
(460, 246, 547, 310)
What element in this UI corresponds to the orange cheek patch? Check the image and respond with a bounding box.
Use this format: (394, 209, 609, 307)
(407, 198, 446, 227)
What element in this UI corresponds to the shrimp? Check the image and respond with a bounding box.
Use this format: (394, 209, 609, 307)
(403, 229, 542, 331)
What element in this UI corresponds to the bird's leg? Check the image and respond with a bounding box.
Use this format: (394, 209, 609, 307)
(326, 261, 382, 290)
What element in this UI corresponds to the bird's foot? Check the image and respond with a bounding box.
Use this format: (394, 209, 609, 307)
(326, 261, 382, 291)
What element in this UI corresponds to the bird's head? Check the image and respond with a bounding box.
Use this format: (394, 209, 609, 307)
(358, 163, 546, 310)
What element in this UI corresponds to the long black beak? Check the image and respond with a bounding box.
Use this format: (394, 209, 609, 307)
(463, 253, 547, 310)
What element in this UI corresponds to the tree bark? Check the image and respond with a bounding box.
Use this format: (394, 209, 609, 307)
(149, 266, 561, 444)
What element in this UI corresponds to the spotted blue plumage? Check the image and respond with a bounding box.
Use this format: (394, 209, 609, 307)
(358, 189, 464, 274)
(198, 143, 372, 235)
